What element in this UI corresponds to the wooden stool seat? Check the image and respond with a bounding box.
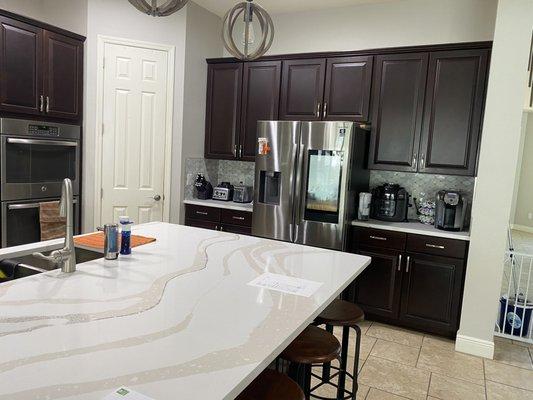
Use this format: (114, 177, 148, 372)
(315, 299, 365, 326)
(281, 325, 341, 364)
(236, 369, 305, 400)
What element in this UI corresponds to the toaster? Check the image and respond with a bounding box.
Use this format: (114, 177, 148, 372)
(212, 182, 234, 201)
(233, 183, 253, 203)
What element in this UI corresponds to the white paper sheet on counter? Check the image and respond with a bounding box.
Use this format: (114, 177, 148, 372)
(248, 272, 323, 297)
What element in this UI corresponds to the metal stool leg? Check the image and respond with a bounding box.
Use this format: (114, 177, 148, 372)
(351, 325, 362, 399)
(304, 364, 312, 399)
(337, 326, 349, 400)
(322, 324, 334, 382)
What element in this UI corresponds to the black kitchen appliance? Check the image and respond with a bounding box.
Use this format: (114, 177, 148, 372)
(194, 174, 213, 200)
(212, 182, 234, 201)
(435, 190, 467, 231)
(371, 183, 409, 222)
(233, 182, 253, 203)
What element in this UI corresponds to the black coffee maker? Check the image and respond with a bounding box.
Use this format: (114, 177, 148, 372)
(435, 190, 467, 231)
(371, 183, 409, 222)
(194, 174, 213, 200)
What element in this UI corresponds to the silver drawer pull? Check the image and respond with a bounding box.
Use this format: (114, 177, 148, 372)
(195, 211, 208, 216)
(426, 243, 445, 249)
(397, 254, 402, 272)
(232, 216, 245, 221)
(369, 235, 387, 241)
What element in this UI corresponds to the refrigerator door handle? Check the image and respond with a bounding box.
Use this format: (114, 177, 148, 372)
(292, 141, 306, 242)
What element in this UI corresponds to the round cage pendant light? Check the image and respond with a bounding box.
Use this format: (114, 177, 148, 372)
(222, 0, 274, 61)
(128, 0, 188, 17)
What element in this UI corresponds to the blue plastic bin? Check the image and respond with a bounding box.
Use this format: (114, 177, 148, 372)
(499, 297, 533, 337)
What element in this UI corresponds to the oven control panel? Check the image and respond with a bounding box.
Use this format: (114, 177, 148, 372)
(28, 124, 60, 136)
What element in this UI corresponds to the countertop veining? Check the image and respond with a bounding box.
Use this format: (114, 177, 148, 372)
(0, 222, 370, 400)
(351, 219, 471, 241)
(184, 198, 253, 212)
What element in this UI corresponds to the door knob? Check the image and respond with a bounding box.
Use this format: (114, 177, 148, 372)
(152, 195, 162, 201)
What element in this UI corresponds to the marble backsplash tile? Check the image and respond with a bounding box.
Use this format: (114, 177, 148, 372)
(184, 158, 255, 200)
(369, 170, 476, 220)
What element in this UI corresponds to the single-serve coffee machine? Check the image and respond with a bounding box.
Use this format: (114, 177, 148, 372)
(435, 190, 467, 231)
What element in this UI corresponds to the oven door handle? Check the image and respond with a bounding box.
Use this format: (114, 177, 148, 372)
(8, 199, 78, 210)
(6, 138, 78, 147)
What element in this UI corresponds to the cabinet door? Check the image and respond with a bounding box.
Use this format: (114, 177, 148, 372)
(240, 61, 281, 161)
(323, 56, 373, 122)
(279, 58, 326, 121)
(205, 63, 243, 159)
(400, 253, 465, 335)
(369, 53, 428, 171)
(0, 16, 43, 115)
(354, 246, 403, 319)
(220, 223, 252, 235)
(185, 218, 218, 231)
(419, 50, 489, 176)
(43, 30, 83, 120)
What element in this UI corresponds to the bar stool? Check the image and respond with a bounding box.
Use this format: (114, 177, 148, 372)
(236, 369, 305, 400)
(280, 325, 341, 399)
(314, 299, 365, 400)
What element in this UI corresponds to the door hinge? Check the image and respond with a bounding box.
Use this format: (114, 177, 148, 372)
(101, 123, 104, 135)
(102, 57, 105, 69)
(100, 188, 103, 199)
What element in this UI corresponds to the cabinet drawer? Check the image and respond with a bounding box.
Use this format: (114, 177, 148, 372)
(185, 219, 218, 231)
(220, 223, 252, 235)
(355, 227, 406, 250)
(406, 234, 467, 259)
(185, 205, 221, 223)
(220, 209, 252, 227)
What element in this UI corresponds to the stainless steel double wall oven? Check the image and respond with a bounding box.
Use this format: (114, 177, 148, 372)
(0, 118, 81, 247)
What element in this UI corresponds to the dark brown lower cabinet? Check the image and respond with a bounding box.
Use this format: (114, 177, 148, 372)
(399, 253, 465, 335)
(184, 204, 252, 234)
(355, 246, 402, 319)
(350, 227, 468, 337)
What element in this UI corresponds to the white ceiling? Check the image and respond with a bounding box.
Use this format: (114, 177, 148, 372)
(193, 0, 400, 17)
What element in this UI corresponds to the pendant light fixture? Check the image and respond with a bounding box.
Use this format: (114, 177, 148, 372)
(222, 0, 274, 61)
(128, 0, 188, 17)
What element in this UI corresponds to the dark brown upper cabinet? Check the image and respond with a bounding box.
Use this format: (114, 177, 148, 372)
(43, 31, 83, 120)
(418, 50, 489, 176)
(368, 53, 429, 172)
(205, 63, 243, 159)
(0, 12, 84, 122)
(323, 56, 373, 122)
(0, 16, 43, 115)
(279, 58, 326, 121)
(240, 61, 281, 161)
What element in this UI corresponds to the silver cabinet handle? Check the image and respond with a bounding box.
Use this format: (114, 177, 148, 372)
(195, 211, 208, 216)
(369, 235, 387, 241)
(219, 225, 223, 231)
(233, 144, 237, 158)
(316, 102, 321, 118)
(412, 153, 418, 170)
(39, 95, 44, 112)
(426, 243, 445, 249)
(238, 144, 243, 159)
(420, 154, 425, 169)
(7, 138, 78, 147)
(397, 254, 402, 272)
(232, 216, 245, 221)
(406, 256, 411, 273)
(46, 96, 50, 113)
(323, 102, 328, 119)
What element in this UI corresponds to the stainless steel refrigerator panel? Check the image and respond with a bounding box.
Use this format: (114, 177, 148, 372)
(294, 122, 354, 250)
(252, 121, 300, 242)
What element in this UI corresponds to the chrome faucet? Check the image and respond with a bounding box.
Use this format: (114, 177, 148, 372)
(33, 178, 76, 273)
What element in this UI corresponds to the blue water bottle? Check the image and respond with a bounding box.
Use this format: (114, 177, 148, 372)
(119, 216, 134, 255)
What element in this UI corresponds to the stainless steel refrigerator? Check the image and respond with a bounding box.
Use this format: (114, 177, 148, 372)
(252, 121, 369, 250)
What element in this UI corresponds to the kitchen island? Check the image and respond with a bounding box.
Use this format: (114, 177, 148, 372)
(0, 222, 370, 400)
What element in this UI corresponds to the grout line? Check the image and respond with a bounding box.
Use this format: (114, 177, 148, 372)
(482, 357, 487, 400)
(426, 372, 433, 398)
(484, 378, 533, 394)
(487, 355, 533, 372)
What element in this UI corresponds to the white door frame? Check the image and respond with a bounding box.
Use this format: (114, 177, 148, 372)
(94, 35, 175, 229)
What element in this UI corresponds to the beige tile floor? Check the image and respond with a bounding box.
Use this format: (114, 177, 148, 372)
(310, 321, 533, 400)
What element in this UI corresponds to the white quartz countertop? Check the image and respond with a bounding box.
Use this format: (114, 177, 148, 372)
(351, 219, 471, 241)
(0, 222, 370, 400)
(184, 198, 253, 212)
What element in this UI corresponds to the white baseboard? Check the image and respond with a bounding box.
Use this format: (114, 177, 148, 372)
(455, 334, 494, 358)
(510, 224, 533, 234)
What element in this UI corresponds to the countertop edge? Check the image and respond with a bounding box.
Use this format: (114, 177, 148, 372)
(183, 199, 253, 212)
(351, 220, 471, 241)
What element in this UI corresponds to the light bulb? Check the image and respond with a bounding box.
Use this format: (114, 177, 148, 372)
(242, 20, 255, 46)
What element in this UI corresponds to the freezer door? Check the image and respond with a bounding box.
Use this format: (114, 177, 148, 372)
(252, 121, 300, 242)
(294, 121, 354, 250)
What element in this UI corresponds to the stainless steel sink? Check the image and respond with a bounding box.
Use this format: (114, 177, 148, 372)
(12, 247, 103, 271)
(0, 263, 46, 282)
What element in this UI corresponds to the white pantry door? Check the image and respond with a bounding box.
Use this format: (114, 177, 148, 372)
(101, 42, 169, 225)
